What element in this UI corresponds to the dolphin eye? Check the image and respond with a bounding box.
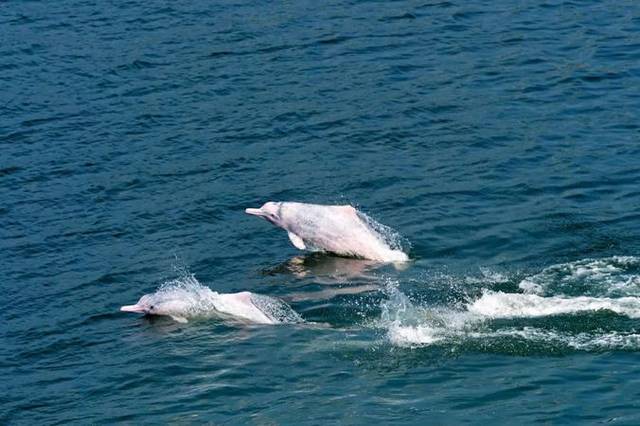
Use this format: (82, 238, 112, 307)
(149, 305, 154, 310)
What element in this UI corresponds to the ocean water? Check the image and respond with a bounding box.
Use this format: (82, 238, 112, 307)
(2, 0, 640, 423)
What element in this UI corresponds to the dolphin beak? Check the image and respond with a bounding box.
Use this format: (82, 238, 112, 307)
(121, 304, 146, 313)
(245, 207, 265, 217)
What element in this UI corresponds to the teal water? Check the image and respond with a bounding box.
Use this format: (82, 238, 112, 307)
(2, 0, 640, 423)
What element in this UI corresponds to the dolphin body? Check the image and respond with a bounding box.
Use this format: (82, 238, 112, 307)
(245, 202, 409, 262)
(121, 279, 302, 324)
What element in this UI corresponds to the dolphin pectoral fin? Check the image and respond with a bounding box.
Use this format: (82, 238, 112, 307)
(170, 315, 188, 323)
(287, 232, 306, 250)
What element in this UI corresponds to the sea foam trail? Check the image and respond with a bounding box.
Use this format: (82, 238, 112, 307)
(469, 328, 640, 351)
(388, 325, 640, 350)
(518, 256, 640, 297)
(379, 258, 640, 350)
(133, 275, 303, 324)
(468, 291, 640, 319)
(390, 326, 640, 351)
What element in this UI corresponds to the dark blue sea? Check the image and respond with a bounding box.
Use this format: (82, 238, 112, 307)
(3, 0, 640, 423)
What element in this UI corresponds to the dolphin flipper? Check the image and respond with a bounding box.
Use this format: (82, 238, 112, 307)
(287, 232, 306, 250)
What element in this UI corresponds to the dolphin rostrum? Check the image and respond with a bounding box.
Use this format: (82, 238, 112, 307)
(245, 202, 409, 262)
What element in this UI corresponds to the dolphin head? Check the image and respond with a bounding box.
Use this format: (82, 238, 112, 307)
(121, 294, 190, 322)
(121, 294, 156, 314)
(245, 202, 284, 226)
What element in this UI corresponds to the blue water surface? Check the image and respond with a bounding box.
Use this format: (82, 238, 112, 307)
(2, 0, 640, 423)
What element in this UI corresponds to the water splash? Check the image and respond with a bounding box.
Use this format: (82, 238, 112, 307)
(378, 281, 483, 347)
(375, 258, 640, 351)
(248, 293, 305, 324)
(356, 210, 411, 256)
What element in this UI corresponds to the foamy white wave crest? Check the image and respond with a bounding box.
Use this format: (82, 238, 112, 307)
(126, 275, 303, 324)
(468, 291, 640, 319)
(518, 256, 640, 297)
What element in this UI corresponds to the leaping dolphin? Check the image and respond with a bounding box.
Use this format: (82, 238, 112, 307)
(121, 277, 303, 324)
(245, 202, 409, 262)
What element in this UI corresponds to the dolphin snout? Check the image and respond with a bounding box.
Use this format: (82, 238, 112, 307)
(121, 304, 146, 313)
(245, 208, 264, 216)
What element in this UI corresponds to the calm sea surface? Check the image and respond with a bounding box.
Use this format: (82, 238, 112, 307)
(2, 0, 640, 423)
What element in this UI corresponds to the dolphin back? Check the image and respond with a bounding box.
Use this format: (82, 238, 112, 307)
(278, 203, 409, 262)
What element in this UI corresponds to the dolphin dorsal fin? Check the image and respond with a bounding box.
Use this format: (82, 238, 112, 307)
(337, 205, 357, 216)
(234, 291, 253, 303)
(287, 232, 306, 250)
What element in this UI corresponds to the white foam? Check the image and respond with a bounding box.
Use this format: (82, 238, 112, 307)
(468, 328, 640, 350)
(518, 279, 544, 294)
(385, 310, 484, 347)
(518, 256, 640, 297)
(379, 259, 640, 349)
(569, 332, 640, 350)
(379, 283, 482, 347)
(468, 291, 640, 318)
(387, 324, 640, 350)
(387, 324, 442, 346)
